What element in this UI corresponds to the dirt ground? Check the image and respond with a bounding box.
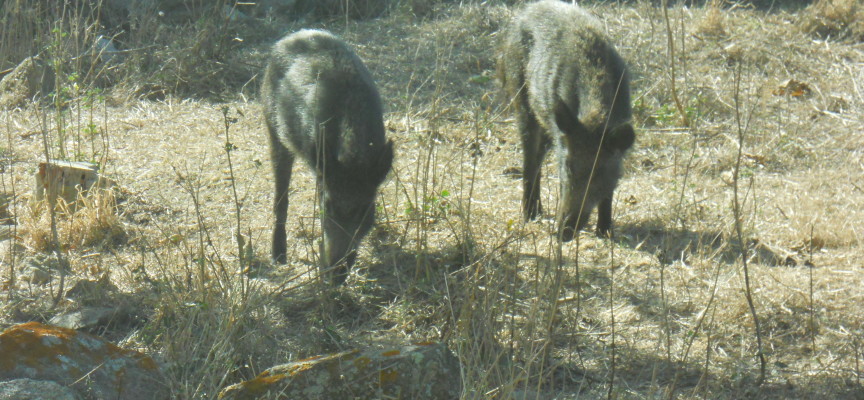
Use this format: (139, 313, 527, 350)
(2, 1, 863, 398)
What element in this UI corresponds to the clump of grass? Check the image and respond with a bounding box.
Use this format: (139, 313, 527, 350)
(22, 188, 126, 252)
(799, 0, 864, 41)
(695, 0, 727, 38)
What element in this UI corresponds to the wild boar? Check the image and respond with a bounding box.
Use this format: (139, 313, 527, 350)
(498, 0, 635, 240)
(262, 29, 393, 284)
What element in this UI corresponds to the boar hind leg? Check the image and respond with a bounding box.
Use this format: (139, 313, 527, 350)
(596, 197, 613, 238)
(521, 113, 548, 221)
(271, 142, 295, 264)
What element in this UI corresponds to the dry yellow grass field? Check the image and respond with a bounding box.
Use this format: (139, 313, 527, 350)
(1, 1, 863, 398)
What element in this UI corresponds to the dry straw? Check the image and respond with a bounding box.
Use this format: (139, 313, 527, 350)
(1, 1, 862, 399)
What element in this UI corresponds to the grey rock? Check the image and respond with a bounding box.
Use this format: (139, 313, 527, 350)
(93, 35, 122, 64)
(0, 379, 78, 400)
(22, 266, 51, 286)
(48, 307, 118, 331)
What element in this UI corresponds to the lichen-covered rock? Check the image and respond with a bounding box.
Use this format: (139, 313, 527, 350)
(0, 322, 166, 400)
(0, 378, 78, 400)
(219, 342, 461, 400)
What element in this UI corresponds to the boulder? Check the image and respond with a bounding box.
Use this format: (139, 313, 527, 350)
(0, 322, 167, 400)
(219, 342, 461, 399)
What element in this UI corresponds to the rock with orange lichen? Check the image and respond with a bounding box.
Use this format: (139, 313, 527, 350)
(219, 342, 461, 400)
(0, 322, 166, 400)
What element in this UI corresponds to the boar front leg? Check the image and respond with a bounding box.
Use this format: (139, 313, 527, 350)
(596, 196, 613, 238)
(521, 112, 548, 221)
(270, 137, 295, 264)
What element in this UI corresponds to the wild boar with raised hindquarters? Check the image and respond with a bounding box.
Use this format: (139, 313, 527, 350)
(498, 0, 635, 240)
(261, 29, 393, 285)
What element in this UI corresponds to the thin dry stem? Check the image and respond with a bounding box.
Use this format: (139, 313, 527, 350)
(732, 62, 766, 385)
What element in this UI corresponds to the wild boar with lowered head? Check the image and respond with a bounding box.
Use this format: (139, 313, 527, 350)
(498, 0, 635, 241)
(261, 29, 393, 285)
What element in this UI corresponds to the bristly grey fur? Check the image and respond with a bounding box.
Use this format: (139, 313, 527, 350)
(262, 29, 394, 285)
(498, 0, 635, 241)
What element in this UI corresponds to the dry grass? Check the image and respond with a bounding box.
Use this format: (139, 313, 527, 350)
(2, 2, 863, 399)
(694, 0, 727, 38)
(20, 188, 126, 252)
(800, 0, 864, 41)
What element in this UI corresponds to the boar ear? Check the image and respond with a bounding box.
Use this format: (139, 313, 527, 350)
(604, 123, 635, 152)
(554, 102, 583, 138)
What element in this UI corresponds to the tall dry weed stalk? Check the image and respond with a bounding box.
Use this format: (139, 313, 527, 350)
(660, 0, 689, 127)
(2, 112, 19, 301)
(606, 239, 616, 400)
(731, 62, 766, 385)
(220, 106, 251, 277)
(807, 225, 816, 353)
